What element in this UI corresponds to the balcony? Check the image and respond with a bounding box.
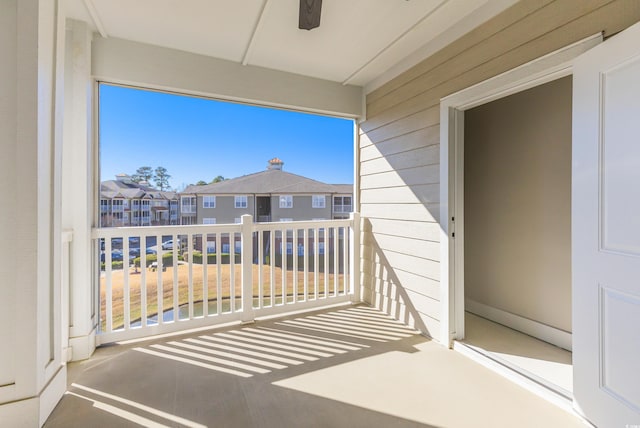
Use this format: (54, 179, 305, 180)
(45, 303, 583, 428)
(333, 205, 352, 214)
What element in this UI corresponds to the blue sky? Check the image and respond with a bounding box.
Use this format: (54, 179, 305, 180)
(99, 84, 355, 191)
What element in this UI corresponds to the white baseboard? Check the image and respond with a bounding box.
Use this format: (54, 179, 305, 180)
(465, 299, 572, 351)
(0, 366, 67, 428)
(69, 327, 97, 361)
(39, 367, 67, 427)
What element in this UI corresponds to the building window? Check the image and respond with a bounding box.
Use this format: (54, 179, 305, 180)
(180, 196, 195, 213)
(312, 195, 326, 208)
(235, 195, 248, 208)
(234, 240, 242, 254)
(203, 218, 216, 224)
(181, 216, 196, 225)
(333, 196, 352, 213)
(280, 218, 293, 222)
(203, 196, 216, 208)
(234, 218, 241, 224)
(279, 195, 293, 208)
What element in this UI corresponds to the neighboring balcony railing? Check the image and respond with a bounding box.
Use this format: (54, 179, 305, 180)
(92, 213, 360, 344)
(333, 205, 352, 213)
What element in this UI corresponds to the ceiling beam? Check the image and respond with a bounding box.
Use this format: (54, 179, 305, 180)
(242, 0, 271, 66)
(83, 0, 108, 38)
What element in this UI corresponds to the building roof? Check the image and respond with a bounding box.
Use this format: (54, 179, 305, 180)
(183, 169, 351, 195)
(100, 178, 177, 200)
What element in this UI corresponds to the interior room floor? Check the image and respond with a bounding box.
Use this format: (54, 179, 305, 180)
(45, 305, 584, 428)
(463, 312, 573, 395)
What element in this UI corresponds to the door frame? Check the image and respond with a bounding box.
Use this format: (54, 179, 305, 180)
(438, 34, 602, 348)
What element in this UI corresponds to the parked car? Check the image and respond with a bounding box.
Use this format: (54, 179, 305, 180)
(100, 250, 123, 262)
(162, 239, 180, 250)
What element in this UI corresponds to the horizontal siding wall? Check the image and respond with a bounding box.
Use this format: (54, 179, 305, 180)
(359, 0, 640, 341)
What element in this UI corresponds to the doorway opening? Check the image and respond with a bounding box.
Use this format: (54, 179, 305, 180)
(460, 76, 573, 397)
(438, 35, 604, 402)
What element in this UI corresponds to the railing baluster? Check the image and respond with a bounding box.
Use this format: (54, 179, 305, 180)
(156, 234, 163, 325)
(188, 233, 193, 320)
(216, 232, 221, 315)
(293, 228, 298, 304)
(173, 234, 179, 321)
(332, 227, 340, 297)
(314, 228, 319, 300)
(203, 233, 208, 317)
(123, 237, 130, 330)
(258, 230, 263, 309)
(270, 229, 275, 306)
(303, 228, 308, 301)
(105, 238, 113, 333)
(281, 228, 287, 305)
(323, 228, 328, 299)
(343, 226, 349, 295)
(141, 235, 147, 327)
(230, 233, 236, 312)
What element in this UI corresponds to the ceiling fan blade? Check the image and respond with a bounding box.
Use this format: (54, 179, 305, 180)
(299, 0, 322, 30)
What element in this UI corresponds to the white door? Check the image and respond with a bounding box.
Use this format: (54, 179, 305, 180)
(573, 21, 640, 427)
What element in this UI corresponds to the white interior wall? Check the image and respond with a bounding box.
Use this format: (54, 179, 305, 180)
(463, 77, 573, 334)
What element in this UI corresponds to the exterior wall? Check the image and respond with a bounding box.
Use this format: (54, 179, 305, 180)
(197, 195, 255, 224)
(464, 77, 572, 333)
(360, 0, 640, 340)
(270, 195, 332, 221)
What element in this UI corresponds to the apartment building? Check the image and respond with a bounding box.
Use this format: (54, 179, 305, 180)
(180, 158, 353, 225)
(100, 174, 179, 227)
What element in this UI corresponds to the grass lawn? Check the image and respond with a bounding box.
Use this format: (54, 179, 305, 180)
(100, 263, 345, 331)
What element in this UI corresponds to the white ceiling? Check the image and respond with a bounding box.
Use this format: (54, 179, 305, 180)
(64, 0, 517, 91)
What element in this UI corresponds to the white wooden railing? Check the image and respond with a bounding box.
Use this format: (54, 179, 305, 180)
(92, 213, 360, 344)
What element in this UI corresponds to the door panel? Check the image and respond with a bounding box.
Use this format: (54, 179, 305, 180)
(573, 21, 640, 427)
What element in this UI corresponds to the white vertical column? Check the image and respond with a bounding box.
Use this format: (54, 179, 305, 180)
(349, 212, 361, 303)
(0, 0, 68, 425)
(240, 215, 254, 323)
(61, 18, 96, 361)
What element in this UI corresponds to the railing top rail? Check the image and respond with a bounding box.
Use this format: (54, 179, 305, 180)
(92, 223, 242, 239)
(92, 216, 356, 239)
(252, 218, 352, 231)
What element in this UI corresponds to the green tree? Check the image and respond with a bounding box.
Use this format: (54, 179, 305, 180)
(210, 175, 226, 184)
(195, 180, 207, 186)
(154, 166, 171, 190)
(132, 166, 153, 183)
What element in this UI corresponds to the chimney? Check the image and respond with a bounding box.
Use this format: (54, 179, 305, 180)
(267, 157, 284, 170)
(116, 173, 133, 184)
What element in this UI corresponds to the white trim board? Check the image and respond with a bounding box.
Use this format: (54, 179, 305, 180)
(466, 299, 572, 351)
(438, 33, 602, 347)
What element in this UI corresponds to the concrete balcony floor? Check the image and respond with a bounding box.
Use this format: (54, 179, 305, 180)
(45, 305, 585, 428)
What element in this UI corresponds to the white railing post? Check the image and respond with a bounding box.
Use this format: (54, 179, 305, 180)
(241, 214, 255, 323)
(349, 212, 361, 303)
